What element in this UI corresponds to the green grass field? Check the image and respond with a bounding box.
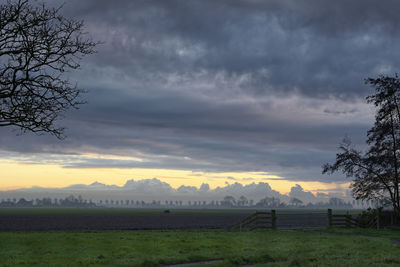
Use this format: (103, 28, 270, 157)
(0, 228, 399, 266)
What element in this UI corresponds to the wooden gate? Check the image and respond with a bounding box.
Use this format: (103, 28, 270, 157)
(230, 211, 276, 231)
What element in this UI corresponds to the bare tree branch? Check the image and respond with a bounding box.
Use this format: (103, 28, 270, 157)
(0, 0, 98, 138)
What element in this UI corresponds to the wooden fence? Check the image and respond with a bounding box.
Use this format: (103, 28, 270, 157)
(230, 211, 276, 231)
(231, 209, 384, 230)
(327, 209, 384, 229)
(327, 209, 358, 228)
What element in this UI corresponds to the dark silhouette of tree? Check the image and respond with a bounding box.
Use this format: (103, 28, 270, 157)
(16, 198, 33, 207)
(41, 197, 52, 206)
(221, 195, 236, 207)
(237, 195, 248, 206)
(256, 196, 280, 208)
(249, 199, 254, 206)
(0, 0, 97, 138)
(323, 75, 400, 215)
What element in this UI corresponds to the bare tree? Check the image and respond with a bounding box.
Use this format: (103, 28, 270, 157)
(0, 0, 97, 138)
(257, 196, 280, 208)
(237, 195, 248, 206)
(323, 75, 400, 215)
(221, 195, 236, 207)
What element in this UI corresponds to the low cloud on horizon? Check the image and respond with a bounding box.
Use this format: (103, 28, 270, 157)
(2, 178, 351, 204)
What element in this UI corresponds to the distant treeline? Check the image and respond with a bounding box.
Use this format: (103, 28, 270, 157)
(0, 195, 96, 208)
(0, 195, 377, 209)
(218, 196, 354, 209)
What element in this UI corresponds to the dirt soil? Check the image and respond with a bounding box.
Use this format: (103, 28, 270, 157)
(0, 212, 329, 231)
(0, 213, 249, 231)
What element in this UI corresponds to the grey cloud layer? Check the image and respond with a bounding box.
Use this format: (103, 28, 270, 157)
(61, 0, 400, 97)
(0, 0, 395, 183)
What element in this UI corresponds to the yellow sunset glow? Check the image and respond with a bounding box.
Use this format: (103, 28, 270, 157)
(0, 159, 349, 195)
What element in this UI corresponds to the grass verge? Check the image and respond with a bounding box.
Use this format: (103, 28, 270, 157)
(0, 228, 398, 266)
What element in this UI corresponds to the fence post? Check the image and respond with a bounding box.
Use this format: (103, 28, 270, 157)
(328, 209, 332, 227)
(271, 209, 276, 229)
(345, 211, 350, 228)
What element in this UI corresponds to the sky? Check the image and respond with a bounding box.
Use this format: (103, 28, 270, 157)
(2, 178, 352, 205)
(1, 0, 399, 197)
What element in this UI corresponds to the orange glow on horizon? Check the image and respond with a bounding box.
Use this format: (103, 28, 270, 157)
(0, 160, 349, 195)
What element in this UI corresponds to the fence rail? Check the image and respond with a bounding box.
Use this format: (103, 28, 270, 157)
(328, 208, 379, 228)
(230, 209, 386, 230)
(230, 210, 276, 231)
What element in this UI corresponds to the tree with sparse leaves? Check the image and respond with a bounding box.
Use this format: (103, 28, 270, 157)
(0, 0, 97, 138)
(323, 75, 400, 215)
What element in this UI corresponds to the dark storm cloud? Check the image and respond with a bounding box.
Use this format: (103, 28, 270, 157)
(0, 0, 395, 182)
(54, 0, 400, 97)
